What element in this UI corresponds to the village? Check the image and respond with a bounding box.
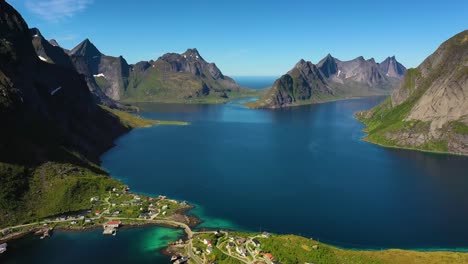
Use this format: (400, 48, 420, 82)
(167, 228, 315, 264)
(0, 185, 192, 250)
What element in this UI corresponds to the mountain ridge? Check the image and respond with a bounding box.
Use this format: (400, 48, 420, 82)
(357, 30, 468, 155)
(249, 54, 406, 108)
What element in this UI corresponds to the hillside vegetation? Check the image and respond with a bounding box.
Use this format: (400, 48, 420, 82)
(357, 30, 468, 155)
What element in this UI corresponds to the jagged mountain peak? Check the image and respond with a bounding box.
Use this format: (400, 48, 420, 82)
(379, 56, 406, 79)
(181, 48, 205, 61)
(69, 38, 101, 58)
(295, 59, 310, 67)
(49, 39, 60, 47)
(30, 27, 42, 37)
(317, 54, 338, 78)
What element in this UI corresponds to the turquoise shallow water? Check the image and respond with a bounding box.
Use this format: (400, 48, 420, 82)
(0, 227, 183, 263)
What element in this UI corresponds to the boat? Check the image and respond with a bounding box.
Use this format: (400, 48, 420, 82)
(0, 243, 7, 254)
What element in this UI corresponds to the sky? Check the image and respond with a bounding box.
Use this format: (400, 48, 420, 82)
(8, 0, 468, 76)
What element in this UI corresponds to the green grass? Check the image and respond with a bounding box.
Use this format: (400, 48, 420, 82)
(119, 64, 262, 104)
(94, 76, 109, 89)
(0, 162, 120, 228)
(100, 105, 188, 128)
(355, 68, 453, 153)
(451, 121, 468, 135)
(220, 233, 468, 264)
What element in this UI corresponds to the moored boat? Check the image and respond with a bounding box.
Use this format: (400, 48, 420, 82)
(0, 243, 7, 254)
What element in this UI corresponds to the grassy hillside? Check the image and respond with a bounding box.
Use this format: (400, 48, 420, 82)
(356, 31, 468, 155)
(119, 62, 262, 104)
(0, 105, 189, 228)
(99, 105, 188, 127)
(260, 234, 468, 264)
(0, 162, 121, 227)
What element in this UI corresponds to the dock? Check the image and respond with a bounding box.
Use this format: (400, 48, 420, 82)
(103, 221, 121, 236)
(102, 226, 117, 235)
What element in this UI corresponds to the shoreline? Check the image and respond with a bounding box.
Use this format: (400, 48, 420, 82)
(3, 105, 468, 263)
(354, 112, 468, 157)
(360, 136, 468, 157)
(246, 95, 387, 109)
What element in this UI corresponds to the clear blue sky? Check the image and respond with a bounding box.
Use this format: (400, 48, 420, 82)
(9, 0, 467, 76)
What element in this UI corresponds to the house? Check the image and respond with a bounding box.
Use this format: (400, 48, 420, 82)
(159, 195, 167, 200)
(236, 246, 247, 257)
(227, 242, 235, 248)
(162, 205, 169, 210)
(107, 221, 121, 228)
(251, 239, 261, 247)
(112, 187, 118, 192)
(263, 252, 274, 260)
(262, 232, 271, 238)
(203, 239, 210, 245)
(206, 245, 213, 254)
(90, 197, 99, 202)
(84, 219, 92, 224)
(236, 237, 247, 244)
(192, 247, 201, 254)
(70, 221, 77, 225)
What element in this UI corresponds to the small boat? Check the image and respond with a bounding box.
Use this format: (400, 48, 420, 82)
(0, 243, 7, 254)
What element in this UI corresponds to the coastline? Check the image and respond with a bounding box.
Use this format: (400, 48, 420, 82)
(354, 112, 468, 157)
(360, 136, 468, 157)
(246, 95, 386, 110)
(3, 104, 468, 264)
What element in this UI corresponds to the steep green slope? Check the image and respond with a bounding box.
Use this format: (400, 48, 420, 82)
(121, 49, 260, 104)
(357, 30, 468, 155)
(0, 1, 171, 228)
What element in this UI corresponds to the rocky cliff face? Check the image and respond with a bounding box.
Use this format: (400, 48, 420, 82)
(30, 28, 74, 69)
(68, 39, 130, 101)
(251, 54, 406, 108)
(0, 1, 129, 163)
(0, 0, 134, 226)
(30, 32, 119, 107)
(358, 30, 468, 155)
(121, 48, 243, 102)
(379, 56, 406, 79)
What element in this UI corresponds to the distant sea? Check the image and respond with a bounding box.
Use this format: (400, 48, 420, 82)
(232, 76, 278, 89)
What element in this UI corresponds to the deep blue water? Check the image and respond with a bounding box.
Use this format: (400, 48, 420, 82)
(5, 97, 468, 264)
(98, 97, 468, 250)
(232, 75, 278, 89)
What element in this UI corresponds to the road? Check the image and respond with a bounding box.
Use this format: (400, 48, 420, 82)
(0, 215, 263, 264)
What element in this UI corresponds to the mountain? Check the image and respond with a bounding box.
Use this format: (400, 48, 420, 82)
(357, 30, 468, 155)
(249, 54, 406, 108)
(30, 30, 120, 107)
(68, 39, 130, 101)
(0, 1, 149, 226)
(121, 48, 250, 103)
(30, 28, 74, 69)
(379, 56, 406, 79)
(65, 40, 250, 103)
